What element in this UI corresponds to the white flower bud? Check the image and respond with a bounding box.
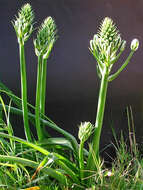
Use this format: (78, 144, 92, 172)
(90, 40, 94, 51)
(93, 34, 99, 42)
(130, 39, 139, 51)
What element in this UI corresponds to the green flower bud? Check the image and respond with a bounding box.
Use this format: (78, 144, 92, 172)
(130, 39, 139, 51)
(78, 122, 93, 142)
(12, 4, 34, 44)
(34, 16, 57, 57)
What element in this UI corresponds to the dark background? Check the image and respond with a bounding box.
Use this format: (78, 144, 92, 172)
(0, 0, 143, 150)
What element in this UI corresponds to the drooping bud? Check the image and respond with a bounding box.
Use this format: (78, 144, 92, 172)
(130, 39, 139, 51)
(78, 122, 93, 142)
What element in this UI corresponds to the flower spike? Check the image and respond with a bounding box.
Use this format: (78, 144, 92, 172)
(12, 3, 34, 45)
(90, 17, 125, 68)
(78, 122, 93, 143)
(34, 16, 57, 58)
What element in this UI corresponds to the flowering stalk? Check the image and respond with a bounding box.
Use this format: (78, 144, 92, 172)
(34, 17, 57, 141)
(78, 122, 93, 180)
(87, 17, 139, 171)
(41, 18, 57, 128)
(12, 4, 34, 141)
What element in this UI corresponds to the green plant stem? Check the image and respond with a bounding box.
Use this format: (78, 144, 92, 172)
(87, 67, 108, 170)
(40, 58, 49, 136)
(40, 58, 47, 116)
(35, 55, 44, 140)
(108, 51, 134, 82)
(19, 43, 32, 142)
(79, 141, 84, 180)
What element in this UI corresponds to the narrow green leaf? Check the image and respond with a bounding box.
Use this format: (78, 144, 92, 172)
(37, 137, 74, 151)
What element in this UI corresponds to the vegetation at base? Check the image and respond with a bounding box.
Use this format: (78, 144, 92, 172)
(0, 107, 143, 190)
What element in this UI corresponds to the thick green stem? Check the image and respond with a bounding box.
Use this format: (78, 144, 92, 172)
(19, 44, 32, 142)
(35, 55, 44, 140)
(40, 58, 47, 115)
(40, 58, 49, 136)
(87, 67, 108, 170)
(79, 141, 84, 180)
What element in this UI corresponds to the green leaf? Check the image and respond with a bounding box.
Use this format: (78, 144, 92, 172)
(37, 137, 74, 151)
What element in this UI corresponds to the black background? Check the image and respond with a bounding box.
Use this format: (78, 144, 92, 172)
(0, 0, 143, 150)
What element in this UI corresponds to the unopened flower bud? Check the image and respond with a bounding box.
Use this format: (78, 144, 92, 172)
(93, 34, 99, 42)
(130, 39, 139, 51)
(90, 40, 94, 51)
(120, 40, 126, 52)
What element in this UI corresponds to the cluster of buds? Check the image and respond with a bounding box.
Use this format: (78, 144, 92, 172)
(34, 17, 57, 59)
(78, 122, 93, 143)
(90, 17, 125, 68)
(12, 4, 34, 45)
(90, 17, 139, 78)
